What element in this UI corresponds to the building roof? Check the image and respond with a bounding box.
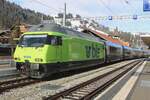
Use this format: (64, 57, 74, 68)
(89, 29, 129, 46)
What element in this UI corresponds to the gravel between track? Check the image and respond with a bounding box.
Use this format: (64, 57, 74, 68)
(0, 60, 135, 100)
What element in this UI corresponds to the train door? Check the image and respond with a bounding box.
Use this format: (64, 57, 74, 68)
(56, 36, 62, 61)
(51, 36, 62, 61)
(106, 44, 110, 63)
(103, 42, 107, 63)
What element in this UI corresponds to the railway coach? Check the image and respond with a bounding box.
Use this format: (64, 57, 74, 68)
(105, 41, 123, 63)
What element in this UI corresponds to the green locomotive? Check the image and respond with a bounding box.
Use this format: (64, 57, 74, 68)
(14, 23, 105, 78)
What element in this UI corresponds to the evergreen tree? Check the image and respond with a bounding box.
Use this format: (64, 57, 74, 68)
(0, 0, 53, 29)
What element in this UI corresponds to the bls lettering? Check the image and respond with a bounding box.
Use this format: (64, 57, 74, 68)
(85, 44, 100, 58)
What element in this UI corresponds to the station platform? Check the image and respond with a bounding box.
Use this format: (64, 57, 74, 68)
(0, 59, 15, 68)
(129, 60, 150, 100)
(0, 67, 18, 78)
(95, 59, 150, 100)
(0, 59, 12, 65)
(0, 56, 12, 60)
(0, 59, 17, 78)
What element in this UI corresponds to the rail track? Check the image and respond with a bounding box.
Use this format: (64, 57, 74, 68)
(0, 76, 41, 94)
(43, 59, 144, 100)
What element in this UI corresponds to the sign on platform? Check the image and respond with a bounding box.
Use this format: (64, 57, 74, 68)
(108, 16, 112, 20)
(143, 0, 150, 11)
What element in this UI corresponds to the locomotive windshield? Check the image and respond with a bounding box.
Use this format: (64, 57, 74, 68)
(19, 35, 47, 47)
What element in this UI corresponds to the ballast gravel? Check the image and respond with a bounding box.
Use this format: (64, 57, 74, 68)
(0, 60, 135, 100)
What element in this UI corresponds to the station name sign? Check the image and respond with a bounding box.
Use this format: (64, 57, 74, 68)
(143, 0, 150, 11)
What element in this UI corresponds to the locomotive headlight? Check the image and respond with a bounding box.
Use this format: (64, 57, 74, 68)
(14, 57, 20, 61)
(35, 58, 43, 62)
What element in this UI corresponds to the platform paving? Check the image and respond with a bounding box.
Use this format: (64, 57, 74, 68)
(0, 59, 17, 77)
(95, 60, 148, 100)
(129, 60, 150, 100)
(0, 67, 18, 78)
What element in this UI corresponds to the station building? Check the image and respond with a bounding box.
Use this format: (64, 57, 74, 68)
(140, 34, 150, 49)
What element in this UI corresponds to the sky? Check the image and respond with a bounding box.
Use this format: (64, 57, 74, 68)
(7, 0, 150, 33)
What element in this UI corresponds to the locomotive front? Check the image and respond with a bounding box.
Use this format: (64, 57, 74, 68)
(14, 32, 62, 78)
(14, 23, 65, 78)
(14, 33, 47, 78)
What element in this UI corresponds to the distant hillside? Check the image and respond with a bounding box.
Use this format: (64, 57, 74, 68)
(0, 0, 53, 29)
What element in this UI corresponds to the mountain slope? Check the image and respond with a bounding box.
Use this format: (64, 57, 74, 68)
(0, 0, 53, 29)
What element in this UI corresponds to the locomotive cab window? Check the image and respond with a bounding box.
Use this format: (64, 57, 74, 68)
(47, 35, 62, 46)
(19, 34, 62, 47)
(19, 34, 47, 47)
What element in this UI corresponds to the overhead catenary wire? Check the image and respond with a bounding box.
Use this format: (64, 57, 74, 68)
(101, 0, 115, 14)
(121, 0, 140, 38)
(34, 0, 63, 12)
(119, 0, 130, 14)
(28, 0, 63, 15)
(115, 0, 132, 35)
(84, 14, 150, 21)
(97, 0, 116, 15)
(122, 0, 139, 14)
(9, 0, 62, 15)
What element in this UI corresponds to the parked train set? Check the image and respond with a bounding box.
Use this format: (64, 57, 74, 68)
(13, 23, 150, 79)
